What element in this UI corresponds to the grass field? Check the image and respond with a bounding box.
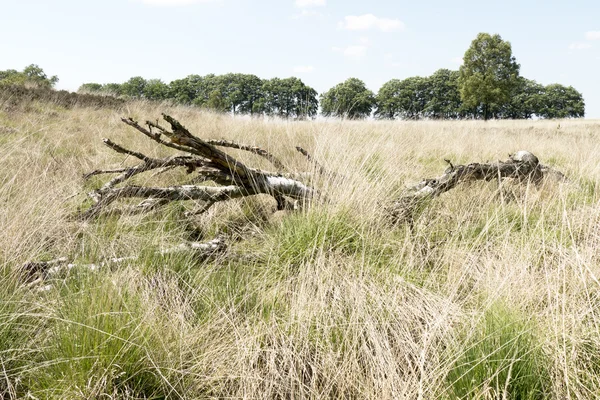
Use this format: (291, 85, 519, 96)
(1, 99, 600, 399)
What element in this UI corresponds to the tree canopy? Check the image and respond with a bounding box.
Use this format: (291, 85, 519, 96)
(0, 64, 58, 88)
(320, 78, 375, 119)
(459, 33, 520, 120)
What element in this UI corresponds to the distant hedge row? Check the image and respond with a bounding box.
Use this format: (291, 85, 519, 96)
(0, 85, 125, 111)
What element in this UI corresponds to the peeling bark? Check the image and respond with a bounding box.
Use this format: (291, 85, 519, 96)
(80, 114, 315, 218)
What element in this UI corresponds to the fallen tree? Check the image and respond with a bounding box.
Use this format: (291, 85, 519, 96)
(80, 114, 317, 218)
(387, 150, 566, 223)
(81, 115, 564, 224)
(24, 115, 568, 289)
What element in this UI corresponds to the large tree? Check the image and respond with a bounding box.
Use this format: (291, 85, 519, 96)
(459, 33, 520, 120)
(120, 76, 147, 98)
(260, 77, 318, 119)
(497, 77, 545, 119)
(320, 78, 375, 119)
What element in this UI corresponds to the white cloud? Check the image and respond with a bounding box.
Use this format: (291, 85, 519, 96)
(338, 14, 404, 32)
(569, 42, 592, 50)
(358, 36, 370, 45)
(295, 0, 325, 7)
(333, 45, 367, 59)
(293, 65, 315, 73)
(586, 31, 600, 40)
(133, 0, 217, 6)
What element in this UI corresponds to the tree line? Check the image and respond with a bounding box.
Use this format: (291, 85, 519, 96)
(79, 74, 319, 119)
(319, 33, 584, 120)
(321, 71, 584, 120)
(1, 33, 586, 120)
(0, 64, 59, 89)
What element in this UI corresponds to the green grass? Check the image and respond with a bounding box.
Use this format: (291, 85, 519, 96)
(26, 271, 188, 399)
(445, 302, 551, 399)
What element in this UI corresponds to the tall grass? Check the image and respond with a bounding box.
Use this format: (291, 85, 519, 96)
(1, 101, 600, 398)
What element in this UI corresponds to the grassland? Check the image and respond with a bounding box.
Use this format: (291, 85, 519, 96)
(1, 99, 600, 399)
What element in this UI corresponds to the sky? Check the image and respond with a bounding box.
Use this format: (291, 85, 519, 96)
(1, 0, 599, 118)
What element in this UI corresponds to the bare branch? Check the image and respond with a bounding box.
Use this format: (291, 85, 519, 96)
(23, 238, 227, 288)
(121, 117, 202, 155)
(103, 138, 151, 162)
(207, 139, 285, 171)
(83, 168, 129, 180)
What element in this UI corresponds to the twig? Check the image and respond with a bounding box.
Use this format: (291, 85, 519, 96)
(295, 146, 333, 177)
(207, 139, 285, 171)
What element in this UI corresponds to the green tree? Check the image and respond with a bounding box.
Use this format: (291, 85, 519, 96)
(22, 64, 59, 88)
(121, 76, 147, 98)
(260, 77, 318, 119)
(497, 77, 545, 119)
(0, 64, 58, 88)
(78, 83, 103, 93)
(215, 73, 265, 115)
(236, 74, 264, 115)
(0, 69, 23, 86)
(375, 77, 431, 120)
(424, 69, 462, 119)
(190, 74, 223, 109)
(459, 33, 520, 120)
(320, 78, 375, 119)
(539, 84, 585, 118)
(169, 75, 202, 104)
(101, 83, 123, 96)
(143, 79, 169, 101)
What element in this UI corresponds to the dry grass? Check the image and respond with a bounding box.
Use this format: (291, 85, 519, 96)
(1, 100, 600, 399)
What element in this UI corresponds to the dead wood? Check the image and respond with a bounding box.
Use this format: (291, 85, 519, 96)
(387, 150, 563, 223)
(207, 139, 285, 171)
(22, 237, 227, 288)
(80, 114, 315, 218)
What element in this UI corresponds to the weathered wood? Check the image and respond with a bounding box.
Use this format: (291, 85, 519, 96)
(22, 237, 227, 288)
(81, 114, 315, 218)
(387, 150, 560, 223)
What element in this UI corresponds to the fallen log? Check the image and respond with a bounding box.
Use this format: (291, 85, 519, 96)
(80, 114, 315, 218)
(22, 237, 227, 289)
(387, 150, 564, 223)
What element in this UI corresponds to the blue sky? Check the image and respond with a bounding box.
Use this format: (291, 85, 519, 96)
(1, 0, 599, 118)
